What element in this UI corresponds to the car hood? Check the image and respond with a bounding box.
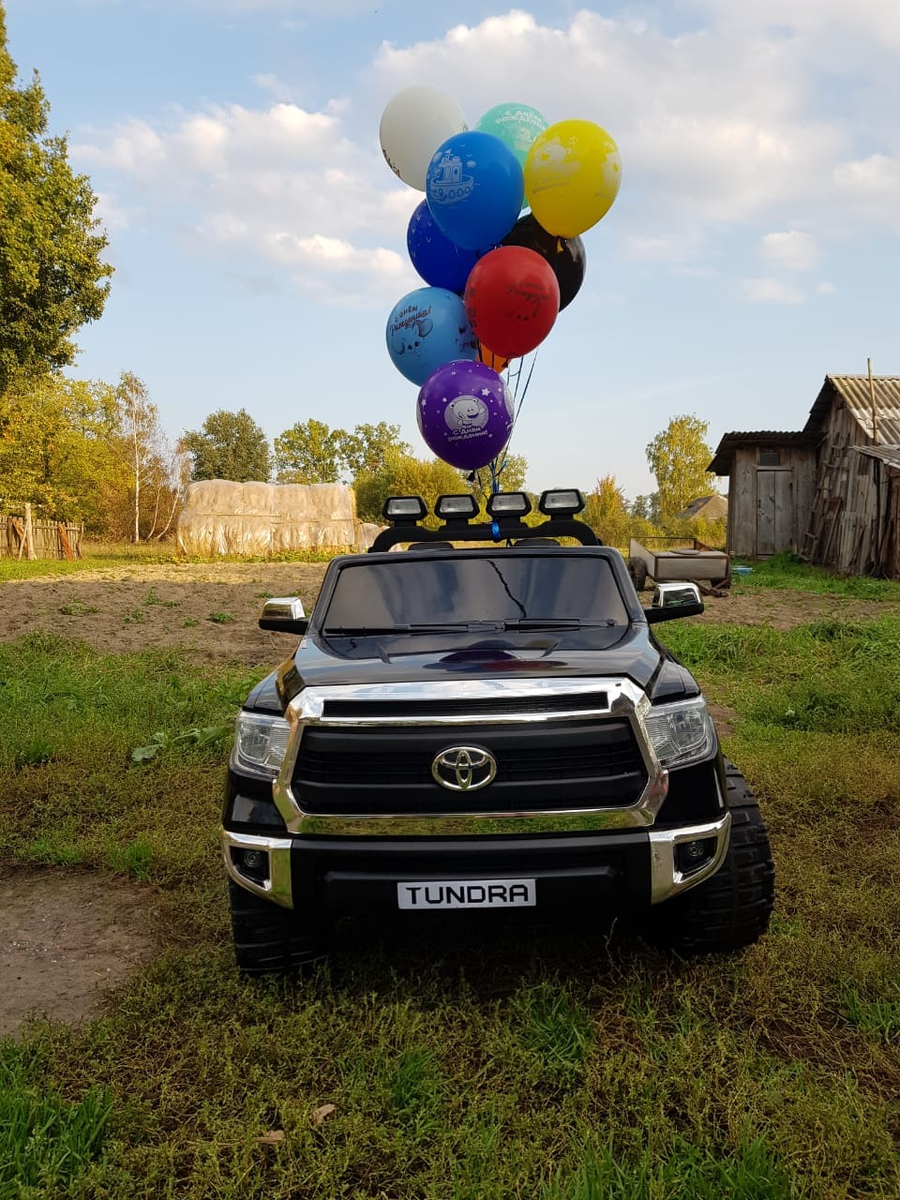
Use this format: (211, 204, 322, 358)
(272, 624, 667, 703)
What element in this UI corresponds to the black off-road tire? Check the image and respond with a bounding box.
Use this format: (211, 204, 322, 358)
(629, 558, 648, 590)
(647, 761, 775, 955)
(228, 880, 332, 976)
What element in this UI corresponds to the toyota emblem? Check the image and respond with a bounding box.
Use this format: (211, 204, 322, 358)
(431, 745, 497, 792)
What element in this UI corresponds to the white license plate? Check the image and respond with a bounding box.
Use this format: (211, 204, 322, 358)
(397, 879, 536, 910)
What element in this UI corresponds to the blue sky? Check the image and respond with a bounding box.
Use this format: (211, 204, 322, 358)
(6, 0, 900, 499)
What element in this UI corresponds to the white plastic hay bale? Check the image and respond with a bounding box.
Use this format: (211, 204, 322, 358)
(181, 479, 246, 516)
(177, 480, 360, 557)
(356, 522, 384, 550)
(240, 482, 275, 516)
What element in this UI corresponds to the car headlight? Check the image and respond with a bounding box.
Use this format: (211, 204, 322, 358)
(644, 697, 716, 769)
(233, 711, 291, 778)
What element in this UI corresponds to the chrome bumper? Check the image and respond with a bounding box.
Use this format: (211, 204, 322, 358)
(222, 811, 732, 912)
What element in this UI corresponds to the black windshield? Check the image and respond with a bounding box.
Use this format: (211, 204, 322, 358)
(322, 554, 629, 630)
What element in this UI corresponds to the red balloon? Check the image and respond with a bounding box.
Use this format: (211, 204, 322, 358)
(464, 246, 560, 358)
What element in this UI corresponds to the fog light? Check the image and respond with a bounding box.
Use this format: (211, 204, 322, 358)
(232, 846, 270, 882)
(675, 838, 716, 874)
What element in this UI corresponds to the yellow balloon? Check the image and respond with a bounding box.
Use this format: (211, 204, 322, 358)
(524, 119, 621, 239)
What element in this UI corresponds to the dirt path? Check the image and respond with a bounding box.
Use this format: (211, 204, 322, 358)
(0, 561, 892, 663)
(0, 871, 157, 1038)
(0, 562, 330, 664)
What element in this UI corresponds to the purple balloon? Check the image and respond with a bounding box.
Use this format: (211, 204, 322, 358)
(416, 360, 514, 470)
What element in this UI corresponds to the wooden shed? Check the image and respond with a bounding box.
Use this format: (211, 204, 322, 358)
(707, 432, 817, 558)
(709, 374, 900, 578)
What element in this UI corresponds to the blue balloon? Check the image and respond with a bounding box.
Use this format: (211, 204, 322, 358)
(386, 287, 478, 386)
(425, 131, 524, 251)
(407, 201, 481, 294)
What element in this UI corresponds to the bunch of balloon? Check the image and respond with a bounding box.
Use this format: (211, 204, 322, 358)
(380, 87, 622, 475)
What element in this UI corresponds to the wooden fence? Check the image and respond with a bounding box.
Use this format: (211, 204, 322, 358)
(1, 504, 83, 560)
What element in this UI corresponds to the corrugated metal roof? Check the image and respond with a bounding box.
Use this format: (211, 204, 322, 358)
(804, 375, 900, 443)
(708, 431, 815, 476)
(856, 444, 900, 470)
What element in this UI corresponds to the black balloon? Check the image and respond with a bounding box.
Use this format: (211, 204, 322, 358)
(501, 213, 586, 311)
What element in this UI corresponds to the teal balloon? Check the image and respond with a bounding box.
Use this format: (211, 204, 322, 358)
(476, 103, 549, 166)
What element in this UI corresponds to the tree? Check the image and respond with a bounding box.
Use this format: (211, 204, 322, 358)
(354, 448, 463, 526)
(630, 494, 660, 524)
(0, 374, 122, 518)
(0, 6, 112, 395)
(115, 372, 159, 543)
(336, 422, 410, 478)
(645, 415, 716, 521)
(274, 419, 343, 484)
(181, 409, 272, 482)
(274, 419, 411, 484)
(584, 474, 631, 548)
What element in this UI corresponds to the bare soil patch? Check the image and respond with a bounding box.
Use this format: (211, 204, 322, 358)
(0, 561, 330, 664)
(0, 561, 892, 664)
(690, 586, 890, 630)
(0, 870, 157, 1037)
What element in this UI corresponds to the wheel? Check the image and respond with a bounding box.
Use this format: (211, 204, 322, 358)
(228, 880, 331, 976)
(628, 558, 648, 590)
(647, 761, 774, 955)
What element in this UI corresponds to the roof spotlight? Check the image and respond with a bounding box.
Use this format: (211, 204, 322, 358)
(538, 489, 585, 515)
(486, 491, 532, 518)
(382, 495, 428, 523)
(435, 494, 479, 520)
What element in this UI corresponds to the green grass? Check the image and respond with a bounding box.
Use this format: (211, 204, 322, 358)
(0, 628, 899, 1198)
(0, 1055, 112, 1198)
(734, 550, 900, 600)
(0, 540, 345, 581)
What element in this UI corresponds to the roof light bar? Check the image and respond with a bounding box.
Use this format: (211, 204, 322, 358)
(435, 494, 479, 520)
(382, 495, 428, 523)
(538, 488, 585, 515)
(486, 491, 532, 518)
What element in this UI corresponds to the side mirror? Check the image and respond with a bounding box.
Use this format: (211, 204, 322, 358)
(645, 582, 704, 624)
(259, 597, 308, 635)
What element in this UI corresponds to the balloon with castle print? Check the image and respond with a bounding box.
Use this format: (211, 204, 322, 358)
(417, 360, 514, 471)
(425, 130, 524, 251)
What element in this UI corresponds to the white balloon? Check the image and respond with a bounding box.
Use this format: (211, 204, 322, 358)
(379, 86, 467, 191)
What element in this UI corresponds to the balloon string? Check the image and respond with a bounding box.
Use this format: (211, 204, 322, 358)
(484, 347, 538, 498)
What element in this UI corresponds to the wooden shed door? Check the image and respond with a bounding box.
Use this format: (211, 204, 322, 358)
(757, 468, 793, 556)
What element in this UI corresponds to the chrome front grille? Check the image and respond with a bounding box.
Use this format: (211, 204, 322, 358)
(272, 678, 669, 835)
(291, 718, 646, 816)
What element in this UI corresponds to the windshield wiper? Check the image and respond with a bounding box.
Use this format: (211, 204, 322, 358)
(502, 618, 618, 630)
(323, 622, 501, 636)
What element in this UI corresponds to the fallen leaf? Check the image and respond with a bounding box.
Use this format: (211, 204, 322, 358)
(256, 1130, 285, 1145)
(312, 1103, 336, 1126)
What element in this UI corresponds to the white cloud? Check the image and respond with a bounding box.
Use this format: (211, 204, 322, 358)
(760, 230, 819, 271)
(74, 101, 414, 306)
(92, 192, 135, 232)
(833, 153, 900, 230)
(73, 6, 900, 303)
(741, 278, 805, 305)
(817, 281, 838, 295)
(252, 73, 297, 102)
